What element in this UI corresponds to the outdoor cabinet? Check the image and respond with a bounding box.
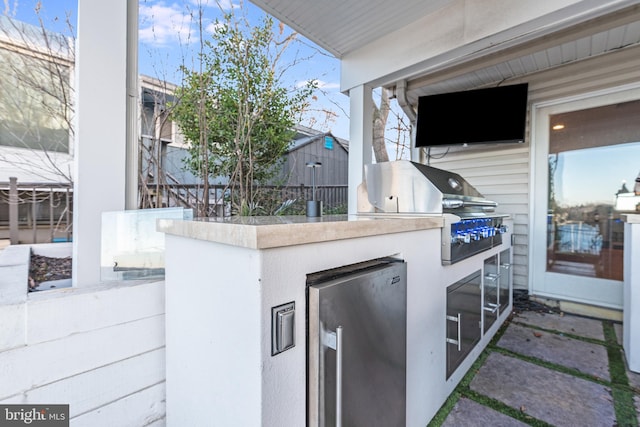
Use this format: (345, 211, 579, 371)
(446, 270, 482, 379)
(446, 248, 513, 379)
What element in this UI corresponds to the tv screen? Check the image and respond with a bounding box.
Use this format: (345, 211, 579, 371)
(415, 83, 528, 148)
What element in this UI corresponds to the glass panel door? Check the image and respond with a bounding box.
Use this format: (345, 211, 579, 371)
(532, 88, 640, 309)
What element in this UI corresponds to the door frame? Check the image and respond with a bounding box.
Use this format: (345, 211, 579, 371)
(529, 83, 640, 309)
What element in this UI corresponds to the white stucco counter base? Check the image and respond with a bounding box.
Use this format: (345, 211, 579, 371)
(623, 214, 640, 373)
(159, 214, 512, 426)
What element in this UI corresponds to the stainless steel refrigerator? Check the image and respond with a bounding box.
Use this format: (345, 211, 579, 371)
(307, 258, 407, 427)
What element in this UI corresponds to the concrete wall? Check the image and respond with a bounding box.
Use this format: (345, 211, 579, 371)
(0, 245, 165, 426)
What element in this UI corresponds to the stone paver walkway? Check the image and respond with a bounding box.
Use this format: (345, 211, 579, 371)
(433, 310, 640, 427)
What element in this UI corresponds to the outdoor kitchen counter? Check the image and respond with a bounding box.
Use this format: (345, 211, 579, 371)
(622, 213, 640, 223)
(157, 214, 443, 249)
(160, 213, 509, 427)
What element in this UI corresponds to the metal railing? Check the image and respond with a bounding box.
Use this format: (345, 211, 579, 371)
(0, 177, 73, 244)
(140, 183, 348, 217)
(1, 178, 348, 244)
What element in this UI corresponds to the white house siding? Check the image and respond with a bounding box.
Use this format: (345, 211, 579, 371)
(426, 44, 640, 291)
(0, 278, 166, 426)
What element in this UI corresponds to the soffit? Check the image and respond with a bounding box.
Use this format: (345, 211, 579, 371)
(250, 1, 640, 106)
(403, 6, 640, 104)
(249, 0, 452, 58)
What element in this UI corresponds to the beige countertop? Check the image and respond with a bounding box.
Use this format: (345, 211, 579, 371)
(157, 214, 443, 249)
(622, 214, 640, 224)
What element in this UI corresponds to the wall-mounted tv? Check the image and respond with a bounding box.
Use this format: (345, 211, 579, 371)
(415, 83, 528, 148)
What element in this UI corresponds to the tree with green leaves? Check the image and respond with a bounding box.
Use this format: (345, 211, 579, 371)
(171, 9, 316, 216)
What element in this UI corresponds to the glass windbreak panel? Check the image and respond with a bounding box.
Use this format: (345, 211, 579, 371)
(547, 100, 640, 281)
(101, 207, 193, 281)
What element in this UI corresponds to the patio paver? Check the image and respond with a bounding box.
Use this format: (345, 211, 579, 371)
(615, 322, 623, 345)
(630, 366, 640, 391)
(512, 311, 604, 340)
(469, 352, 616, 427)
(440, 397, 528, 427)
(497, 322, 610, 381)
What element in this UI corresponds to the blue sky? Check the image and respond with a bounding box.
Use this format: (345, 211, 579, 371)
(553, 142, 640, 207)
(6, 0, 351, 139)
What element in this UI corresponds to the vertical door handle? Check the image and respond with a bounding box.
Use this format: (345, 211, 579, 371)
(323, 326, 343, 427)
(335, 326, 343, 427)
(446, 314, 462, 351)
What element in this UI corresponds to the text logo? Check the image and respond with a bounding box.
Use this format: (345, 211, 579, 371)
(1, 405, 69, 427)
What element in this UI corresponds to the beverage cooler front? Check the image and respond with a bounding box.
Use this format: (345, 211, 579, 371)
(306, 258, 407, 427)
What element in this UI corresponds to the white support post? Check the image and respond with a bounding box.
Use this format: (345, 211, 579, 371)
(72, 1, 130, 286)
(126, 0, 139, 210)
(347, 84, 373, 214)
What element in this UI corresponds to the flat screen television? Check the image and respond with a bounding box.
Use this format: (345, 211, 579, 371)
(415, 83, 528, 148)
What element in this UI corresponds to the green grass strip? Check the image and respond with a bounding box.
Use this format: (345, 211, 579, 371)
(489, 345, 611, 386)
(602, 321, 638, 427)
(429, 319, 554, 427)
(427, 350, 491, 427)
(463, 389, 554, 427)
(426, 390, 461, 427)
(428, 316, 639, 427)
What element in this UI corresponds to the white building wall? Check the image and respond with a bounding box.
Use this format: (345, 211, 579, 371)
(426, 44, 640, 291)
(0, 246, 166, 426)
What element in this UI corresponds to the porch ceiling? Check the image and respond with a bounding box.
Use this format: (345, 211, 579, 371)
(404, 6, 640, 104)
(250, 1, 640, 103)
(249, 0, 453, 58)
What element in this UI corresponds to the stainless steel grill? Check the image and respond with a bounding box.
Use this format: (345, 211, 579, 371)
(358, 160, 508, 264)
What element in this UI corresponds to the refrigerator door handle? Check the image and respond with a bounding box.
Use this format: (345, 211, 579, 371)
(322, 326, 343, 427)
(335, 326, 343, 427)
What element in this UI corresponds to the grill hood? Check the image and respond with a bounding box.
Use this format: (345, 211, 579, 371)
(359, 160, 497, 215)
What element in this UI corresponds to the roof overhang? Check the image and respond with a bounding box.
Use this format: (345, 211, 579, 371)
(250, 0, 640, 106)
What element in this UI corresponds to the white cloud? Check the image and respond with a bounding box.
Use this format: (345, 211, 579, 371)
(186, 0, 238, 11)
(316, 80, 340, 90)
(298, 79, 340, 90)
(139, 0, 241, 47)
(205, 20, 226, 35)
(139, 2, 199, 46)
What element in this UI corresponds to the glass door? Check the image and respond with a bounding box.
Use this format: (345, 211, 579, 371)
(531, 87, 640, 309)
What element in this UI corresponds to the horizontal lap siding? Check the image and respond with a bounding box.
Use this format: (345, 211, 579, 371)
(0, 281, 166, 426)
(426, 44, 640, 292)
(71, 382, 166, 427)
(428, 146, 530, 289)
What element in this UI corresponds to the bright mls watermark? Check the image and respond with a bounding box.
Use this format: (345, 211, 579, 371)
(0, 405, 69, 426)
